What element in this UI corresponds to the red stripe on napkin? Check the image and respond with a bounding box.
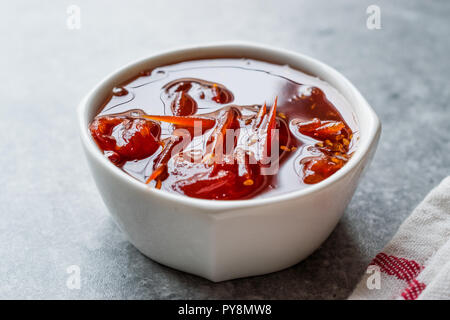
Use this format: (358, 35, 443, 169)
(370, 253, 423, 281)
(401, 279, 427, 300)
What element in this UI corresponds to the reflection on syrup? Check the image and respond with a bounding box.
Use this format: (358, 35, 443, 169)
(90, 59, 358, 200)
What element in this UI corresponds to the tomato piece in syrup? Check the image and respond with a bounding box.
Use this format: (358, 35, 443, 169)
(89, 116, 161, 166)
(297, 118, 352, 184)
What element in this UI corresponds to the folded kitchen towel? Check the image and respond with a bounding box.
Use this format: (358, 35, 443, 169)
(349, 176, 450, 300)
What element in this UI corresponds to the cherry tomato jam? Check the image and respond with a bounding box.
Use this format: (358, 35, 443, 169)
(89, 59, 358, 200)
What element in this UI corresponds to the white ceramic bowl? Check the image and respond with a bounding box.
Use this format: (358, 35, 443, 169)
(78, 42, 381, 282)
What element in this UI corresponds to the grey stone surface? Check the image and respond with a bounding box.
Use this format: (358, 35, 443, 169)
(1, 0, 449, 299)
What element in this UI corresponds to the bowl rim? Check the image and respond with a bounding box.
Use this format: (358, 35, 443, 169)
(78, 41, 380, 211)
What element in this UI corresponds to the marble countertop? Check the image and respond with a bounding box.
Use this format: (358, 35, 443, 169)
(1, 0, 449, 299)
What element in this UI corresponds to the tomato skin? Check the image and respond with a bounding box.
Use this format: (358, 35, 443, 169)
(171, 91, 197, 116)
(89, 116, 160, 165)
(301, 156, 342, 184)
(171, 160, 267, 200)
(296, 118, 352, 184)
(297, 118, 345, 141)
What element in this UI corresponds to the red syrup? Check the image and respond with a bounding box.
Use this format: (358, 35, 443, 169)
(89, 59, 358, 200)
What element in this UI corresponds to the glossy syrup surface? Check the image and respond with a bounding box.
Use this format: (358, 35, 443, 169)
(90, 59, 358, 200)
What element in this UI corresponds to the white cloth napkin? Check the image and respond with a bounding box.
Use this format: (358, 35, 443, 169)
(349, 176, 450, 300)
